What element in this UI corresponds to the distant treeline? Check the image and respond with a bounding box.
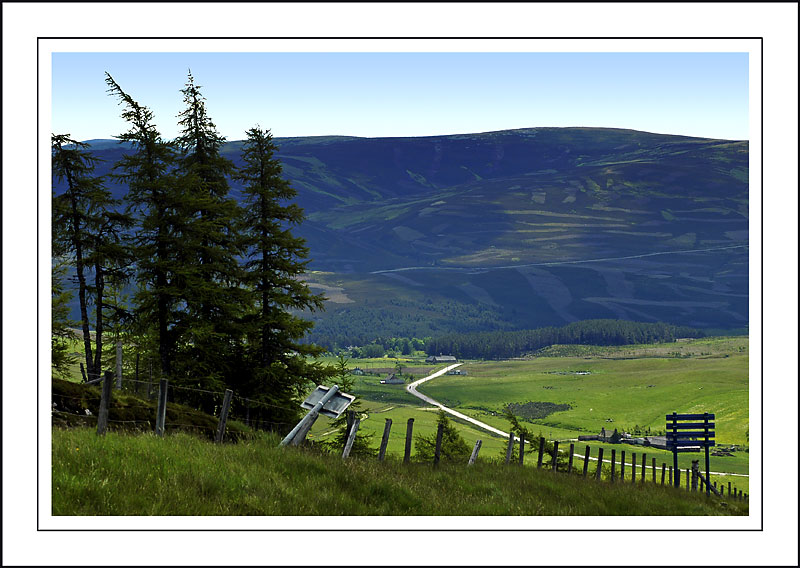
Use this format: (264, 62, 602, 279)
(425, 320, 705, 360)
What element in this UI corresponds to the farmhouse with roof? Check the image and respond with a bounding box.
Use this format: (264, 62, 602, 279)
(380, 373, 405, 385)
(426, 355, 457, 363)
(578, 426, 625, 443)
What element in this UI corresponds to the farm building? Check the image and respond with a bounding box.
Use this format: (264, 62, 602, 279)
(578, 426, 625, 443)
(380, 373, 405, 385)
(447, 369, 467, 375)
(426, 355, 457, 363)
(643, 436, 670, 450)
(351, 367, 365, 376)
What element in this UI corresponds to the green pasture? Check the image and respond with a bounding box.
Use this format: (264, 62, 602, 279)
(418, 350, 748, 446)
(316, 338, 749, 492)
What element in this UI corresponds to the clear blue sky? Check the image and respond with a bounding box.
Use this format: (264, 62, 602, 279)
(51, 52, 749, 142)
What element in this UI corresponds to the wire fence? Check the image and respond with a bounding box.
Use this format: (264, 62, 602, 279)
(55, 366, 301, 439)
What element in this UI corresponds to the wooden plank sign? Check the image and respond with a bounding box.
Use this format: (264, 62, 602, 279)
(666, 412, 715, 493)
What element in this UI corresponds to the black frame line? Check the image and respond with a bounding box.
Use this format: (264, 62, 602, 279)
(38, 35, 763, 532)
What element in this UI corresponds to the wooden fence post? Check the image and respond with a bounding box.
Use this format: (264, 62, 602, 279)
(621, 450, 625, 481)
(728, 481, 732, 497)
(670, 466, 673, 486)
(115, 341, 123, 389)
(96, 370, 113, 435)
(519, 434, 525, 466)
(652, 457, 656, 483)
(691, 460, 699, 492)
(610, 449, 616, 482)
(552, 441, 559, 472)
(505, 432, 515, 465)
(641, 452, 647, 483)
(155, 378, 168, 436)
(582, 446, 590, 477)
(135, 353, 140, 394)
(147, 360, 153, 399)
(686, 468, 690, 491)
(595, 448, 604, 480)
(433, 422, 444, 466)
(468, 440, 482, 466)
(661, 463, 666, 485)
(537, 437, 545, 468)
(632, 453, 637, 483)
(404, 418, 414, 463)
(214, 389, 233, 443)
(378, 418, 392, 462)
(567, 443, 575, 473)
(342, 418, 360, 458)
(343, 410, 356, 446)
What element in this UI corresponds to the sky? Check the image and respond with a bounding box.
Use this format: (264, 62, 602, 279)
(51, 51, 749, 142)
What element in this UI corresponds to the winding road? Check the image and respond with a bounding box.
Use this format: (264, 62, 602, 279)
(405, 364, 749, 478)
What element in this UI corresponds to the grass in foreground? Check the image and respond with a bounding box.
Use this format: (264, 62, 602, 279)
(52, 428, 748, 516)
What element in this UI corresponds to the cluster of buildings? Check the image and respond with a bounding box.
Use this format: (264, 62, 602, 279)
(578, 426, 672, 450)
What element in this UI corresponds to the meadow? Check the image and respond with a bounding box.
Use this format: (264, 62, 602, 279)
(311, 337, 749, 492)
(52, 428, 747, 516)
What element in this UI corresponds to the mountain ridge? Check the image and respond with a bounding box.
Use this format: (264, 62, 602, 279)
(56, 127, 749, 342)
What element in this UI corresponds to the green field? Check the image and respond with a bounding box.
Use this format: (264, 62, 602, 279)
(52, 428, 748, 516)
(311, 337, 749, 493)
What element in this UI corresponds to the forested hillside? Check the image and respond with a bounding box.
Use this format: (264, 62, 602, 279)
(424, 319, 705, 359)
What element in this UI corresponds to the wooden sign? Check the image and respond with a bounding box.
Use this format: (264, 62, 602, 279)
(666, 412, 715, 494)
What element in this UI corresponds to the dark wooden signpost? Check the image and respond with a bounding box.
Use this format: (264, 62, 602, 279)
(666, 413, 715, 495)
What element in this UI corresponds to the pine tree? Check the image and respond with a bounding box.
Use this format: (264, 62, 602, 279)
(415, 410, 471, 462)
(105, 72, 182, 380)
(320, 354, 375, 456)
(236, 126, 335, 427)
(171, 71, 248, 395)
(52, 134, 128, 380)
(51, 257, 76, 379)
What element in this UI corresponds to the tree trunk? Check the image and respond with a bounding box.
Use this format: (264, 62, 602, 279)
(93, 250, 104, 375)
(66, 167, 94, 378)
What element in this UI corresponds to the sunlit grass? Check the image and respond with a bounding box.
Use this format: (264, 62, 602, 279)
(52, 428, 748, 516)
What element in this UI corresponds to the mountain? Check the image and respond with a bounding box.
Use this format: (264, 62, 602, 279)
(56, 127, 749, 344)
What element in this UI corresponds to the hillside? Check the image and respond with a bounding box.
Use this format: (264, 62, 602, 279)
(56, 127, 749, 342)
(52, 428, 748, 516)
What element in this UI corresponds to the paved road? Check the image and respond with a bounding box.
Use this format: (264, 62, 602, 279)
(405, 364, 749, 478)
(406, 363, 516, 440)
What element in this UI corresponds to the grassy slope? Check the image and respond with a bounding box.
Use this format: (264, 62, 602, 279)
(311, 337, 749, 492)
(52, 428, 747, 516)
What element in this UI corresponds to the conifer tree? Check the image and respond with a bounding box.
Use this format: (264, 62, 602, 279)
(172, 71, 248, 392)
(105, 72, 182, 380)
(236, 126, 335, 425)
(51, 257, 76, 379)
(415, 410, 471, 462)
(321, 354, 375, 455)
(52, 134, 128, 380)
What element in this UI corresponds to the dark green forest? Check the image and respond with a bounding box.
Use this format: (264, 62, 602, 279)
(424, 319, 705, 359)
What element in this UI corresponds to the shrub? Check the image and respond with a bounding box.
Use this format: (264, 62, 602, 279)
(414, 410, 471, 462)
